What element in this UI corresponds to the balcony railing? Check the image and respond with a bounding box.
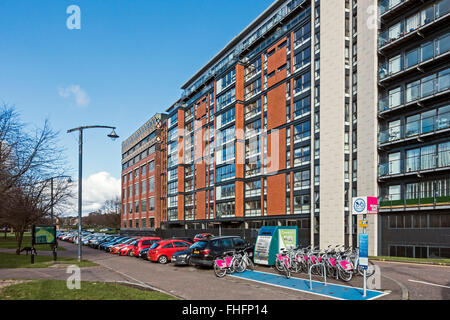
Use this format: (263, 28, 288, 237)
(379, 6, 449, 49)
(379, 150, 450, 177)
(379, 0, 411, 16)
(379, 193, 450, 209)
(379, 113, 450, 144)
(378, 72, 450, 112)
(379, 40, 450, 81)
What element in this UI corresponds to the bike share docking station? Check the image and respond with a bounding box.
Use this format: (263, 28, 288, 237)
(230, 197, 389, 300)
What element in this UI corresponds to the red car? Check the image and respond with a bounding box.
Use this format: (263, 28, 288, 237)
(147, 239, 192, 264)
(119, 239, 141, 256)
(110, 238, 137, 254)
(193, 233, 213, 242)
(131, 237, 161, 257)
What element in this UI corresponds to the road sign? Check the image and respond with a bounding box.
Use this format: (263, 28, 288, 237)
(359, 233, 369, 269)
(352, 197, 378, 215)
(359, 220, 369, 228)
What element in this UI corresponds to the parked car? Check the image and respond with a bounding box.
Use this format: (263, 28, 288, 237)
(139, 247, 150, 260)
(147, 239, 192, 264)
(190, 236, 254, 268)
(110, 238, 136, 254)
(193, 233, 213, 242)
(170, 244, 196, 266)
(131, 237, 161, 257)
(119, 239, 140, 256)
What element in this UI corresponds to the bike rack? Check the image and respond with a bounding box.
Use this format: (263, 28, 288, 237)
(309, 263, 327, 290)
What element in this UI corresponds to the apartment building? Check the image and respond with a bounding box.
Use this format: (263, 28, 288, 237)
(377, 0, 450, 258)
(161, 0, 373, 251)
(121, 114, 166, 230)
(121, 0, 449, 258)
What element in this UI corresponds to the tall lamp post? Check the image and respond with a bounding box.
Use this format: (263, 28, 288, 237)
(67, 126, 119, 262)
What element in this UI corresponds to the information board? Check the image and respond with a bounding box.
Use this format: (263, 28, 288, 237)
(32, 225, 56, 245)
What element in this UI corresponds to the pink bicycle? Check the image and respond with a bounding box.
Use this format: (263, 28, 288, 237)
(276, 248, 292, 279)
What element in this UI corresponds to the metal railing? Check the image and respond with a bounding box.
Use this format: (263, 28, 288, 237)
(379, 113, 450, 144)
(379, 193, 450, 208)
(379, 150, 450, 177)
(378, 72, 450, 112)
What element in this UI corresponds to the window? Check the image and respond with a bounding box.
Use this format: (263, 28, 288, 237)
(148, 177, 155, 193)
(162, 243, 173, 249)
(389, 55, 401, 75)
(421, 42, 434, 61)
(216, 69, 236, 94)
(216, 201, 235, 218)
(294, 47, 311, 70)
(389, 185, 401, 201)
(294, 72, 311, 94)
(293, 195, 310, 214)
(149, 197, 155, 211)
(294, 95, 311, 118)
(294, 23, 311, 46)
(216, 183, 235, 200)
(245, 79, 261, 99)
(216, 164, 235, 182)
(293, 121, 311, 142)
(406, 48, 419, 68)
(216, 87, 236, 111)
(293, 145, 310, 167)
(388, 152, 401, 174)
(220, 107, 235, 127)
(148, 160, 155, 172)
(219, 238, 234, 249)
(141, 180, 146, 194)
(293, 170, 310, 190)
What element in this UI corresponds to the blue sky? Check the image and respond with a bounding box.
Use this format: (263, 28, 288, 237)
(0, 0, 273, 213)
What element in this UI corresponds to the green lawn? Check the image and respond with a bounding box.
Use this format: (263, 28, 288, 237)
(0, 233, 65, 251)
(0, 279, 178, 300)
(370, 256, 450, 265)
(0, 253, 98, 269)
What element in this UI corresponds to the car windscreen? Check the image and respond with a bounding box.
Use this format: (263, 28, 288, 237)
(129, 240, 138, 245)
(190, 241, 208, 249)
(149, 242, 160, 249)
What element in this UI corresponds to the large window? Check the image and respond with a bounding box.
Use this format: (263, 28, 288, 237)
(293, 170, 310, 190)
(216, 87, 236, 111)
(216, 69, 236, 94)
(294, 95, 311, 119)
(216, 201, 235, 218)
(245, 78, 261, 99)
(294, 23, 311, 46)
(294, 72, 311, 94)
(294, 47, 311, 70)
(293, 121, 311, 142)
(216, 183, 235, 200)
(216, 164, 235, 182)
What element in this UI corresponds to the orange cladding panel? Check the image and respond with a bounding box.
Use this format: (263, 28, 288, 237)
(267, 83, 287, 130)
(267, 174, 286, 216)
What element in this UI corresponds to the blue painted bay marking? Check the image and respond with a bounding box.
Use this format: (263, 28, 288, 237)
(230, 270, 389, 300)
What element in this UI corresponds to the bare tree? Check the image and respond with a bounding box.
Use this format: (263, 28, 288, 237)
(0, 104, 73, 253)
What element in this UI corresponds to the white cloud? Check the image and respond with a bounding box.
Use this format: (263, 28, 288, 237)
(67, 171, 120, 216)
(58, 84, 90, 107)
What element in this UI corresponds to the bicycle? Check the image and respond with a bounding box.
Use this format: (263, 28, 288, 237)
(213, 250, 239, 278)
(233, 247, 255, 273)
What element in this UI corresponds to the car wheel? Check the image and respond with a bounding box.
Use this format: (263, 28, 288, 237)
(158, 255, 168, 264)
(186, 256, 191, 266)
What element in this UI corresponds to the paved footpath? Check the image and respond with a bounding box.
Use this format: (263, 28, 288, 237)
(0, 242, 404, 300)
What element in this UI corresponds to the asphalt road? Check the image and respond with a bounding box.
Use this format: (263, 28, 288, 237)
(374, 260, 450, 300)
(52, 242, 407, 300)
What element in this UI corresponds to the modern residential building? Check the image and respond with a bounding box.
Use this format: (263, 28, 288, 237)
(163, 0, 369, 251)
(121, 114, 166, 231)
(377, 0, 450, 258)
(121, 0, 450, 258)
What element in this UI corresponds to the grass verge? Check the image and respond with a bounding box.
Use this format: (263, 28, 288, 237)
(370, 256, 450, 266)
(0, 253, 98, 269)
(0, 279, 178, 300)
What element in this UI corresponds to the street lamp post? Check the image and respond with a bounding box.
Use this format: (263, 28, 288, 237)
(67, 126, 119, 262)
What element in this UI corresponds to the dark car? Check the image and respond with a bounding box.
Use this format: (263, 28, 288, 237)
(170, 245, 195, 266)
(190, 236, 254, 268)
(139, 247, 150, 260)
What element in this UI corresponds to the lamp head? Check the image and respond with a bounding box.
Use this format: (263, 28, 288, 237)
(107, 128, 119, 141)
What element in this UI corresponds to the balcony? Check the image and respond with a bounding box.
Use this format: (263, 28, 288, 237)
(379, 11, 450, 52)
(379, 113, 450, 146)
(379, 193, 450, 211)
(379, 0, 421, 20)
(379, 48, 450, 85)
(378, 71, 450, 114)
(378, 150, 450, 179)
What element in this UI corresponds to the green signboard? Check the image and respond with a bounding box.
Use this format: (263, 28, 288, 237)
(32, 225, 56, 245)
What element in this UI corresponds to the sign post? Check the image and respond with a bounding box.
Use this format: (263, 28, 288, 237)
(352, 196, 378, 298)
